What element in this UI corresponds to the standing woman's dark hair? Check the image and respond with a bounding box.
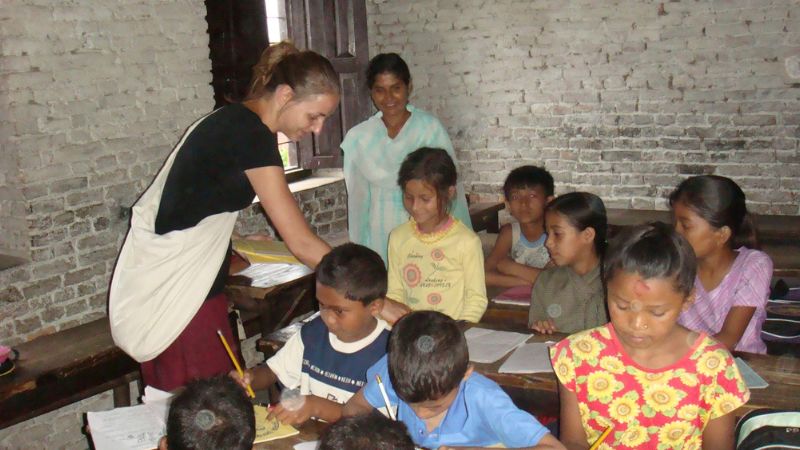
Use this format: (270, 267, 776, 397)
(546, 192, 608, 256)
(397, 147, 458, 215)
(669, 175, 758, 249)
(366, 53, 411, 88)
(247, 41, 340, 101)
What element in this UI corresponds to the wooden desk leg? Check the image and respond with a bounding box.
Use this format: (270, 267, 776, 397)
(113, 384, 131, 407)
(488, 213, 500, 234)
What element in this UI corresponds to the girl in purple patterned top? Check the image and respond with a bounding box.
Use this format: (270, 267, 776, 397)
(670, 175, 773, 354)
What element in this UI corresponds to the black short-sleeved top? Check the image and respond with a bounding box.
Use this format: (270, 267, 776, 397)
(155, 103, 283, 298)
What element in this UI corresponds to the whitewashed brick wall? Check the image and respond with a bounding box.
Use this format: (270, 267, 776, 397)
(0, 0, 213, 447)
(366, 0, 800, 214)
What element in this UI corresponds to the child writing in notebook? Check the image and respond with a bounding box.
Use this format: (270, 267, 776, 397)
(319, 411, 416, 450)
(343, 310, 565, 450)
(552, 223, 749, 450)
(384, 147, 488, 322)
(159, 375, 255, 450)
(529, 192, 608, 334)
(229, 243, 390, 424)
(485, 165, 554, 290)
(670, 175, 773, 354)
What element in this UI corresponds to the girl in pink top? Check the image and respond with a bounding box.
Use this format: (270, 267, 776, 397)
(671, 175, 773, 354)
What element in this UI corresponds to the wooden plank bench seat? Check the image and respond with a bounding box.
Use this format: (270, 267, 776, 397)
(606, 208, 800, 277)
(0, 318, 139, 429)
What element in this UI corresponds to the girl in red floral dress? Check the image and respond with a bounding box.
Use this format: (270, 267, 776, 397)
(551, 222, 749, 450)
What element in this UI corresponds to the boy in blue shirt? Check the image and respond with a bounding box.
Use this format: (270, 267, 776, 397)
(231, 243, 390, 425)
(343, 311, 565, 450)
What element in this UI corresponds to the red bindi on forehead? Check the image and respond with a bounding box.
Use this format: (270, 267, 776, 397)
(632, 278, 651, 296)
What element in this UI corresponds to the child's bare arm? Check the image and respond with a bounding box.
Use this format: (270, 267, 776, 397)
(496, 257, 544, 284)
(485, 225, 514, 273)
(558, 381, 590, 450)
(702, 412, 736, 450)
(714, 306, 756, 351)
(377, 297, 411, 325)
(268, 395, 342, 425)
(485, 270, 532, 288)
(341, 388, 375, 417)
(228, 365, 277, 392)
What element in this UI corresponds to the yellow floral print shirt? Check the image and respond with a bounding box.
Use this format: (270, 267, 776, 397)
(550, 324, 749, 450)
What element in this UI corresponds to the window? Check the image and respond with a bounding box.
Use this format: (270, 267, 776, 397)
(205, 0, 371, 171)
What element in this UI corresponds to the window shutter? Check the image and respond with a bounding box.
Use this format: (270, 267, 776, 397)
(205, 0, 269, 108)
(287, 0, 371, 169)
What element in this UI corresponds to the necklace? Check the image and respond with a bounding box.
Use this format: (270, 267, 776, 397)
(411, 216, 456, 244)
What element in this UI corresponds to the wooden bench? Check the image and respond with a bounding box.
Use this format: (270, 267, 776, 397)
(606, 208, 800, 277)
(469, 201, 505, 233)
(0, 318, 140, 429)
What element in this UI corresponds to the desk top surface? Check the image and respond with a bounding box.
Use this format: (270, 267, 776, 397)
(253, 420, 326, 449)
(470, 325, 800, 416)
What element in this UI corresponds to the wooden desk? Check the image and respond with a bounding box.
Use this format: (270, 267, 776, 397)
(471, 329, 800, 418)
(469, 201, 505, 233)
(0, 318, 139, 429)
(481, 286, 530, 328)
(253, 420, 326, 449)
(225, 257, 317, 341)
(606, 208, 800, 278)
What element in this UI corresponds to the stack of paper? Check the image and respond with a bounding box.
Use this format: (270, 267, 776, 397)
(233, 239, 301, 264)
(89, 388, 302, 450)
(490, 285, 532, 306)
(87, 386, 173, 450)
(464, 328, 531, 364)
(253, 405, 300, 443)
(235, 263, 313, 288)
(499, 342, 554, 374)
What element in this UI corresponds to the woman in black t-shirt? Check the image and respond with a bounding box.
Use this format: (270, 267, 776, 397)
(109, 42, 338, 390)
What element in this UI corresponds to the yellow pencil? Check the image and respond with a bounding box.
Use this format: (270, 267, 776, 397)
(589, 425, 613, 450)
(217, 329, 255, 398)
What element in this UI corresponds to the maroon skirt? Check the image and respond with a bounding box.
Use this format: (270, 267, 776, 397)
(140, 292, 240, 391)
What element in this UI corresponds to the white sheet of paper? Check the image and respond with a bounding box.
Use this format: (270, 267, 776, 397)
(464, 328, 531, 364)
(143, 386, 174, 428)
(87, 405, 165, 450)
(294, 441, 319, 450)
(735, 357, 769, 389)
(235, 263, 313, 288)
(499, 342, 555, 374)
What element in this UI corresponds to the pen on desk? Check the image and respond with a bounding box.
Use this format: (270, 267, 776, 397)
(588, 425, 613, 450)
(375, 374, 396, 420)
(217, 329, 256, 398)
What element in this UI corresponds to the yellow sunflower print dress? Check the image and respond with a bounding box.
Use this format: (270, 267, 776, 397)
(550, 324, 749, 449)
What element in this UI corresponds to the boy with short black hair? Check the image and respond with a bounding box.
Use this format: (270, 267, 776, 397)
(319, 411, 415, 450)
(231, 243, 390, 425)
(486, 165, 555, 289)
(343, 311, 565, 450)
(159, 375, 254, 450)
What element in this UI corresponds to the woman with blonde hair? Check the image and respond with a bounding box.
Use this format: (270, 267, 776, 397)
(109, 42, 339, 390)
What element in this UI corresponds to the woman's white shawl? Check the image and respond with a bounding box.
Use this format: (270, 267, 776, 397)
(109, 111, 239, 362)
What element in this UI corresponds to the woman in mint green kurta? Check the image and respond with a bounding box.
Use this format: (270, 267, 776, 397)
(341, 53, 471, 264)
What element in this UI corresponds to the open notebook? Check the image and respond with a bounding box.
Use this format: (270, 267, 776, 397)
(88, 388, 299, 449)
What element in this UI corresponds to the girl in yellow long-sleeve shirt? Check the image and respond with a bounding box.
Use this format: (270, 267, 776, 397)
(384, 147, 487, 322)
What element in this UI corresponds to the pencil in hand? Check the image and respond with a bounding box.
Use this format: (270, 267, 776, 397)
(375, 374, 396, 420)
(589, 425, 613, 450)
(217, 329, 256, 398)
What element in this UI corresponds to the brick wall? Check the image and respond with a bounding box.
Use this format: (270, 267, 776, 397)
(0, 1, 215, 446)
(366, 0, 800, 214)
(0, 1, 347, 444)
